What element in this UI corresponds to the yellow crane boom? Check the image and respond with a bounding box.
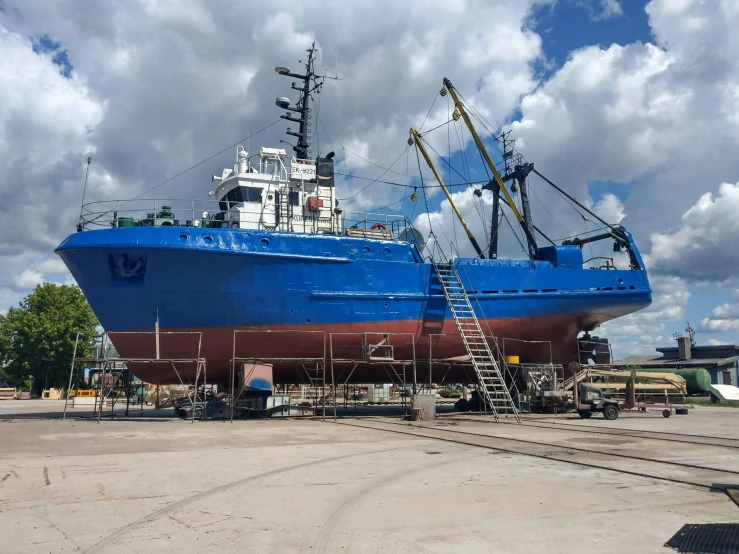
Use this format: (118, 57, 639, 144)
(442, 78, 538, 257)
(442, 80, 523, 224)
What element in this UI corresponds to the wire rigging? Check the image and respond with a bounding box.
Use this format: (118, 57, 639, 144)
(372, 192, 413, 213)
(340, 146, 409, 178)
(415, 143, 443, 260)
(315, 108, 358, 197)
(528, 179, 570, 232)
(421, 140, 480, 189)
(86, 119, 283, 224)
(337, 146, 409, 202)
(400, 144, 410, 216)
(418, 92, 439, 133)
(447, 95, 459, 254)
(134, 119, 283, 202)
(453, 120, 489, 241)
(334, 172, 489, 189)
(418, 118, 454, 137)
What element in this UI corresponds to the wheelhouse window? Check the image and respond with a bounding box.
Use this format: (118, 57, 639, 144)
(219, 186, 262, 210)
(245, 186, 262, 203)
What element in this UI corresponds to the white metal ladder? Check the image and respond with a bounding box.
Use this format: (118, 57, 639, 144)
(434, 261, 520, 423)
(277, 186, 291, 232)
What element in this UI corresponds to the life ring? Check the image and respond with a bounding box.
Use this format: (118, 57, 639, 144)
(370, 223, 387, 230)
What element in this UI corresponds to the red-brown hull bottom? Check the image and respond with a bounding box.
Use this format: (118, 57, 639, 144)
(111, 313, 602, 385)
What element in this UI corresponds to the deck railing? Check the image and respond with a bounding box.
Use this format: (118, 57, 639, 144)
(79, 198, 235, 230)
(340, 210, 413, 240)
(78, 200, 416, 244)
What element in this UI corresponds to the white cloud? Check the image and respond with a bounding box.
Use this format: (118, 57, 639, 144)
(711, 302, 739, 319)
(647, 182, 739, 282)
(699, 293, 739, 334)
(562, 0, 624, 21)
(0, 26, 105, 257)
(592, 193, 624, 225)
(0, 27, 104, 166)
(504, 0, 739, 285)
(0, 252, 75, 309)
(602, 275, 690, 357)
(708, 338, 729, 346)
(590, 0, 623, 21)
(700, 318, 739, 333)
(0, 26, 103, 308)
(11, 269, 44, 292)
(507, 40, 673, 204)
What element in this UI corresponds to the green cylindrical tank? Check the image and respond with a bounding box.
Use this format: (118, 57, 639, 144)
(637, 367, 711, 395)
(117, 217, 136, 227)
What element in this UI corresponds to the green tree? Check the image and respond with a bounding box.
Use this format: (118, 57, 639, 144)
(0, 284, 99, 394)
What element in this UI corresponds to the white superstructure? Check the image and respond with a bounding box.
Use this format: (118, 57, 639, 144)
(210, 146, 339, 234)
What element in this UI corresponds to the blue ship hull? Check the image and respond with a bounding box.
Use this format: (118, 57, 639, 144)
(56, 226, 651, 384)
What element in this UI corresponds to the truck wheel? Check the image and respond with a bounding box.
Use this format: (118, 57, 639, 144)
(662, 409, 671, 418)
(577, 410, 592, 419)
(603, 404, 619, 421)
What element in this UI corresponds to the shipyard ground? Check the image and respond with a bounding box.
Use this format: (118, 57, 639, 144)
(1, 402, 738, 553)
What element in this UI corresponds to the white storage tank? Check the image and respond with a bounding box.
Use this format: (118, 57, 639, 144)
(367, 384, 391, 403)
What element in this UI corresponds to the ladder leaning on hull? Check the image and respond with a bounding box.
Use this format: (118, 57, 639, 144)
(434, 261, 521, 423)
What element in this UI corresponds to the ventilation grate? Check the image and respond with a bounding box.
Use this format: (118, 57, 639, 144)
(665, 523, 739, 554)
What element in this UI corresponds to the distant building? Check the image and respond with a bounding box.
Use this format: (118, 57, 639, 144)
(613, 337, 739, 386)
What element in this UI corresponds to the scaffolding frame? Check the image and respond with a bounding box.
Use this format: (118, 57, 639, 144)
(426, 333, 525, 416)
(61, 327, 568, 423)
(229, 330, 326, 422)
(227, 330, 423, 422)
(328, 332, 417, 421)
(62, 331, 206, 424)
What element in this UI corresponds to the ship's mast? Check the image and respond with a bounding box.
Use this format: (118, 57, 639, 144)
(497, 132, 536, 260)
(275, 43, 318, 160)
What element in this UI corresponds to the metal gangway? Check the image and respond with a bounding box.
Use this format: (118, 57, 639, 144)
(434, 261, 520, 423)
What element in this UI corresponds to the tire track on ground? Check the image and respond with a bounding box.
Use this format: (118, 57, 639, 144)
(339, 419, 739, 490)
(311, 450, 477, 553)
(85, 445, 416, 553)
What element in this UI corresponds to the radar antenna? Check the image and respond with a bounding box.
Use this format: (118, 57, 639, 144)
(673, 322, 696, 347)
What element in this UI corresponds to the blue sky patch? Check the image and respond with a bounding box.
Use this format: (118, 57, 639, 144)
(588, 179, 632, 205)
(32, 34, 73, 78)
(532, 0, 652, 78)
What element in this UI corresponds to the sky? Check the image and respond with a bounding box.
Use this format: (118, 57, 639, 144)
(1, 0, 739, 360)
